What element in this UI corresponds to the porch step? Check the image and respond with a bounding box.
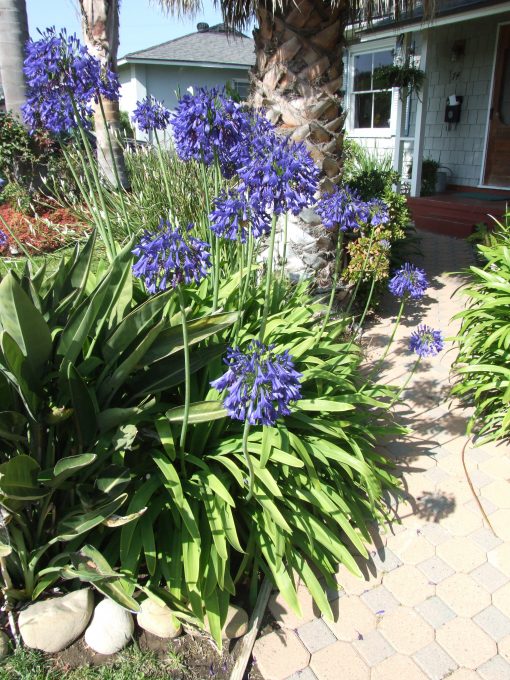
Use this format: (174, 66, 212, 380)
(407, 195, 506, 238)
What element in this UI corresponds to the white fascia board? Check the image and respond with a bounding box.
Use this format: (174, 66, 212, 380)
(118, 57, 251, 70)
(351, 1, 510, 42)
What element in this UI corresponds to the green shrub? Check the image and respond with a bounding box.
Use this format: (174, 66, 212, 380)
(0, 181, 32, 214)
(342, 139, 398, 201)
(452, 214, 510, 442)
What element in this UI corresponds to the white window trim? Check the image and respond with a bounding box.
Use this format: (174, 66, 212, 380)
(346, 37, 398, 138)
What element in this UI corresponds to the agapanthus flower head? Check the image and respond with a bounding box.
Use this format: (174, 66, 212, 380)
(0, 230, 8, 250)
(409, 325, 444, 357)
(367, 198, 390, 227)
(211, 340, 302, 426)
(22, 27, 119, 134)
(132, 96, 171, 133)
(171, 87, 252, 171)
(388, 263, 429, 299)
(132, 219, 211, 293)
(209, 189, 270, 242)
(315, 185, 370, 231)
(379, 238, 391, 251)
(237, 132, 319, 216)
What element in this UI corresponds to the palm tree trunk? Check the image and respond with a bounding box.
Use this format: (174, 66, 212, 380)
(0, 0, 29, 121)
(79, 0, 130, 189)
(251, 0, 346, 191)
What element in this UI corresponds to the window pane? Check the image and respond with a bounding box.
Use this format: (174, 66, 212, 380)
(355, 93, 373, 127)
(354, 54, 372, 91)
(373, 92, 392, 128)
(234, 81, 250, 100)
(373, 50, 394, 89)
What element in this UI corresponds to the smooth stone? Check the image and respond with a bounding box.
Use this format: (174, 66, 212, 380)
(300, 208, 322, 225)
(84, 598, 134, 655)
(224, 604, 249, 639)
(0, 631, 10, 659)
(302, 252, 327, 270)
(137, 599, 182, 639)
(19, 589, 93, 653)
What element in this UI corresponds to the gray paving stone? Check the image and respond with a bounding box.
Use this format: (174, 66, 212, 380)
(369, 547, 402, 573)
(419, 522, 450, 546)
(470, 469, 494, 489)
(415, 596, 456, 629)
(470, 562, 509, 593)
(360, 585, 399, 616)
(474, 605, 510, 642)
(423, 466, 451, 487)
(285, 668, 319, 680)
(353, 630, 394, 666)
(413, 641, 458, 680)
(297, 618, 337, 654)
(417, 556, 455, 584)
(477, 654, 510, 680)
(465, 497, 497, 516)
(470, 527, 503, 552)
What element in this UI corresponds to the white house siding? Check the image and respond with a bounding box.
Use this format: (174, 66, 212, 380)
(423, 14, 507, 187)
(119, 63, 251, 142)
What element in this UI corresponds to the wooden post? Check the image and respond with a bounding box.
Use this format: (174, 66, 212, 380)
(411, 30, 429, 197)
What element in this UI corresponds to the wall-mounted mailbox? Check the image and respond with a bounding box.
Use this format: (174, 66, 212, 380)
(445, 95, 463, 124)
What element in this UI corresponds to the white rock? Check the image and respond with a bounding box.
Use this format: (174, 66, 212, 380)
(0, 631, 10, 659)
(137, 598, 182, 639)
(19, 589, 93, 653)
(84, 598, 134, 655)
(224, 604, 249, 639)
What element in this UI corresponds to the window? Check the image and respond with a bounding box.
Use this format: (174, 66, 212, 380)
(352, 50, 393, 129)
(233, 80, 250, 100)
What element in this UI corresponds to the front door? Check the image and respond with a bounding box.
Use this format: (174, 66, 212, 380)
(484, 24, 510, 187)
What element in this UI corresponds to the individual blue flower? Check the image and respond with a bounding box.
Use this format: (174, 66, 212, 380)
(409, 325, 444, 357)
(237, 133, 319, 216)
(209, 189, 270, 242)
(315, 185, 370, 231)
(379, 239, 391, 251)
(132, 96, 171, 133)
(0, 230, 8, 250)
(367, 198, 390, 227)
(22, 27, 119, 134)
(388, 263, 429, 299)
(211, 340, 302, 426)
(132, 219, 211, 293)
(171, 87, 252, 171)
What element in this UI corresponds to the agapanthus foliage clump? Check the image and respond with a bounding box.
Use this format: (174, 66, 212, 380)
(410, 325, 444, 357)
(132, 96, 171, 133)
(388, 263, 429, 299)
(171, 87, 251, 172)
(211, 341, 302, 426)
(209, 189, 270, 242)
(22, 28, 119, 134)
(132, 219, 211, 293)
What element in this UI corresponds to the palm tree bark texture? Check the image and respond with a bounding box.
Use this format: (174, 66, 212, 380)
(251, 0, 347, 191)
(0, 0, 29, 121)
(79, 0, 130, 188)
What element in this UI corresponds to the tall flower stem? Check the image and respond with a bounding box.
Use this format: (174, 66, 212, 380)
(319, 231, 344, 337)
(344, 229, 376, 318)
(367, 298, 406, 381)
(242, 419, 255, 501)
(211, 161, 222, 312)
(280, 213, 288, 281)
(389, 356, 421, 407)
(177, 286, 191, 453)
(346, 250, 386, 352)
(234, 230, 255, 343)
(153, 130, 175, 221)
(259, 214, 278, 342)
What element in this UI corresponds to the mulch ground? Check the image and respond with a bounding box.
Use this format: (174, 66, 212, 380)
(0, 202, 86, 256)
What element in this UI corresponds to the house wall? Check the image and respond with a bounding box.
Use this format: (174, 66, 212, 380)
(423, 15, 507, 187)
(346, 13, 510, 189)
(119, 63, 251, 142)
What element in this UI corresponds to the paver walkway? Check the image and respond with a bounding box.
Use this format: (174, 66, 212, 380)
(253, 231, 510, 680)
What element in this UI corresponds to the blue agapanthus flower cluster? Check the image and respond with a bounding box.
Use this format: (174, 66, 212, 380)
(0, 230, 8, 250)
(210, 189, 271, 242)
(22, 28, 119, 134)
(315, 186, 370, 231)
(409, 325, 444, 358)
(388, 263, 429, 299)
(132, 96, 171, 133)
(211, 341, 302, 426)
(237, 133, 319, 217)
(367, 198, 390, 226)
(171, 87, 252, 172)
(132, 220, 211, 293)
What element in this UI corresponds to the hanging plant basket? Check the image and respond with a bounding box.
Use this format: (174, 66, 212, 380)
(374, 64, 426, 99)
